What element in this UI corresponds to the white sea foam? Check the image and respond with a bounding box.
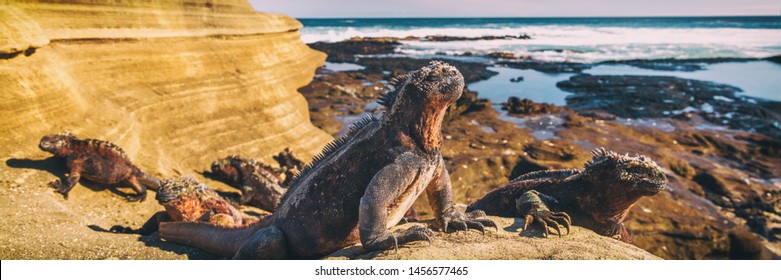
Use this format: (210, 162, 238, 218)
(301, 25, 781, 63)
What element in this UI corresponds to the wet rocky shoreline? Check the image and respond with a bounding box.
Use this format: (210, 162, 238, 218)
(302, 37, 781, 259)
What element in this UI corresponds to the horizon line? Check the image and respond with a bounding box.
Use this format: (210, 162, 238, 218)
(294, 15, 781, 20)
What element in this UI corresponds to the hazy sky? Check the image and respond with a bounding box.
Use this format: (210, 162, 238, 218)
(248, 0, 780, 18)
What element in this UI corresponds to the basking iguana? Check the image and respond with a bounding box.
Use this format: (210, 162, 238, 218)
(468, 148, 667, 243)
(272, 148, 305, 186)
(38, 131, 161, 202)
(110, 175, 260, 235)
(209, 155, 288, 212)
(159, 61, 496, 259)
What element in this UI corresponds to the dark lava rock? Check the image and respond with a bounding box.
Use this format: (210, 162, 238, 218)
(501, 97, 562, 115)
(765, 55, 781, 64)
(530, 48, 583, 54)
(558, 74, 781, 137)
(500, 60, 591, 73)
(598, 58, 757, 72)
(308, 39, 401, 63)
(356, 57, 497, 84)
(446, 89, 491, 122)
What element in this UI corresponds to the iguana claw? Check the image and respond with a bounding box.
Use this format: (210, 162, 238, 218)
(522, 209, 571, 238)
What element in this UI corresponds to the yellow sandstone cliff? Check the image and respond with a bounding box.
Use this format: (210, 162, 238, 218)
(0, 0, 332, 174)
(0, 0, 332, 259)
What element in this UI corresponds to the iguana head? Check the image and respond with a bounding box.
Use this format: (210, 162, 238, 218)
(379, 61, 465, 152)
(39, 131, 75, 156)
(156, 175, 217, 221)
(582, 148, 667, 196)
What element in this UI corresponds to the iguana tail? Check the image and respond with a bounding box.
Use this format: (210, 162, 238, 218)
(137, 171, 162, 191)
(159, 217, 273, 258)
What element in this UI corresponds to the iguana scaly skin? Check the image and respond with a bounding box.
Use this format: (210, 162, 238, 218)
(159, 61, 496, 259)
(468, 148, 667, 243)
(38, 131, 161, 202)
(111, 175, 260, 235)
(209, 155, 289, 212)
(210, 151, 420, 221)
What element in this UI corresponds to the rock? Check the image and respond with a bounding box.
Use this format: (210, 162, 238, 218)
(325, 217, 660, 260)
(501, 60, 591, 73)
(488, 52, 518, 59)
(599, 58, 758, 72)
(445, 89, 490, 122)
(765, 55, 781, 64)
(530, 48, 583, 54)
(558, 74, 781, 137)
(308, 40, 400, 63)
(356, 57, 497, 84)
(501, 97, 562, 115)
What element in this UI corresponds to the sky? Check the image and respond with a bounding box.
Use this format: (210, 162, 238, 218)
(247, 0, 780, 18)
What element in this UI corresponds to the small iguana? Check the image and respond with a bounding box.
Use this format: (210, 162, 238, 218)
(272, 148, 305, 186)
(209, 155, 287, 212)
(38, 131, 161, 202)
(159, 61, 496, 259)
(467, 148, 667, 243)
(110, 175, 260, 235)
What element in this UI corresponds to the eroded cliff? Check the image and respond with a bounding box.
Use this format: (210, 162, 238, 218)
(0, 0, 331, 259)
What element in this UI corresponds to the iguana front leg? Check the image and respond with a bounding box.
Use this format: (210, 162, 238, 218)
(427, 159, 496, 233)
(49, 157, 84, 199)
(360, 153, 434, 252)
(516, 190, 572, 237)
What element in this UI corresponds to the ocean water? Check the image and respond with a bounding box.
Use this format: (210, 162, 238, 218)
(303, 17, 781, 103)
(300, 17, 781, 63)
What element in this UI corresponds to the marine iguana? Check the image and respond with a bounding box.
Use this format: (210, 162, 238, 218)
(209, 155, 287, 212)
(110, 175, 260, 235)
(211, 151, 421, 220)
(272, 148, 305, 186)
(38, 131, 161, 202)
(159, 61, 496, 259)
(467, 148, 667, 243)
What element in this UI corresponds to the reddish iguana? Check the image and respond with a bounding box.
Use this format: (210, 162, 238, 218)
(111, 175, 260, 235)
(468, 148, 667, 242)
(159, 61, 496, 259)
(38, 131, 161, 202)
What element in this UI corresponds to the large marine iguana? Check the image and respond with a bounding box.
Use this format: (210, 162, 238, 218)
(110, 175, 260, 235)
(38, 131, 161, 202)
(158, 61, 496, 259)
(468, 148, 667, 243)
